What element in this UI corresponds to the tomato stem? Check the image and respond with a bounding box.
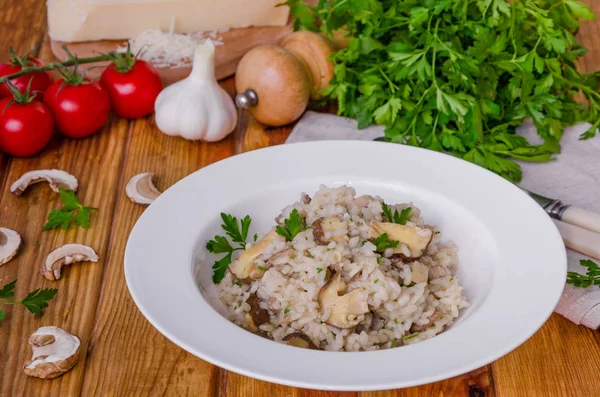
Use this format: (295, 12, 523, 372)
(0, 45, 117, 85)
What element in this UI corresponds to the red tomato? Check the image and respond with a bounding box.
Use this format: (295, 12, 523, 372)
(44, 79, 111, 138)
(0, 57, 52, 99)
(0, 98, 54, 157)
(100, 60, 163, 119)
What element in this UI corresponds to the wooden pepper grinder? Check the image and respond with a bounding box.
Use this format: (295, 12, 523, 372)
(235, 31, 336, 127)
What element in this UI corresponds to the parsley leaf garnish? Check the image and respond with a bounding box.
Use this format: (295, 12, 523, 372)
(275, 209, 306, 241)
(285, 0, 600, 182)
(0, 279, 58, 320)
(567, 259, 600, 288)
(43, 188, 97, 231)
(207, 213, 253, 284)
(374, 233, 399, 252)
(382, 202, 412, 225)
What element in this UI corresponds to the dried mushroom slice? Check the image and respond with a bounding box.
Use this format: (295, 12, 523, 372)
(244, 293, 270, 333)
(125, 172, 162, 205)
(229, 229, 279, 280)
(10, 170, 78, 196)
(0, 227, 22, 266)
(318, 272, 368, 329)
(43, 244, 99, 281)
(23, 326, 80, 379)
(371, 221, 433, 258)
(282, 332, 319, 350)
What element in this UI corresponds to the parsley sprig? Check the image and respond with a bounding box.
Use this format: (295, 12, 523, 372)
(382, 202, 412, 225)
(284, 0, 600, 182)
(567, 259, 600, 288)
(0, 280, 58, 321)
(206, 213, 252, 284)
(43, 188, 97, 231)
(275, 209, 306, 241)
(374, 233, 399, 252)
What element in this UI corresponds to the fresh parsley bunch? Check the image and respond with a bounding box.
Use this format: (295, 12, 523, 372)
(284, 0, 600, 181)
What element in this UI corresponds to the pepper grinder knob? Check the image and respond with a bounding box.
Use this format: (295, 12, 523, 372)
(235, 89, 258, 109)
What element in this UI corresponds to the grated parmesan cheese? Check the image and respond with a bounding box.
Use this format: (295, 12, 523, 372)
(117, 21, 224, 69)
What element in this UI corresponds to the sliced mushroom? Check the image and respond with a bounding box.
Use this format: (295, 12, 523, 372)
(354, 195, 374, 207)
(229, 229, 279, 280)
(43, 244, 99, 281)
(0, 227, 22, 266)
(311, 217, 347, 245)
(410, 261, 429, 284)
(282, 332, 319, 350)
(125, 172, 162, 205)
(300, 193, 311, 204)
(10, 170, 78, 196)
(318, 272, 369, 329)
(244, 293, 270, 333)
(371, 221, 433, 258)
(23, 326, 80, 379)
(266, 248, 294, 267)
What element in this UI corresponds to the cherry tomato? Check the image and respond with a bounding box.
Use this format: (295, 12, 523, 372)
(0, 57, 52, 99)
(44, 79, 110, 138)
(0, 98, 54, 157)
(100, 59, 163, 119)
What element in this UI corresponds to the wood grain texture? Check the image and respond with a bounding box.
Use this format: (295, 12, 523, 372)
(0, 65, 130, 397)
(493, 314, 600, 397)
(78, 108, 235, 397)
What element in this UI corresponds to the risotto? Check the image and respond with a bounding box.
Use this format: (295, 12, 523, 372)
(214, 185, 469, 351)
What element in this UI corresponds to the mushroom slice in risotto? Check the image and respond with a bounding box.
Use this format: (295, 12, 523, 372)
(244, 293, 270, 333)
(371, 221, 433, 258)
(318, 272, 369, 328)
(230, 229, 279, 281)
(311, 216, 348, 245)
(282, 332, 319, 350)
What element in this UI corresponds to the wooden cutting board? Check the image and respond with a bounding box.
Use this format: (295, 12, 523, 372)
(50, 23, 294, 85)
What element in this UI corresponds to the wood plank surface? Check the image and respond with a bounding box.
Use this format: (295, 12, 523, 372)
(78, 98, 236, 396)
(0, 1, 600, 397)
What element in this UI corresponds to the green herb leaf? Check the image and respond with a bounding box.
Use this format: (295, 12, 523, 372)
(220, 213, 250, 247)
(567, 259, 600, 288)
(0, 280, 58, 320)
(276, 209, 306, 241)
(206, 235, 234, 254)
(403, 333, 420, 341)
(0, 280, 16, 300)
(374, 233, 399, 252)
(382, 202, 412, 225)
(316, 267, 323, 273)
(210, 213, 254, 284)
(284, 307, 291, 314)
(212, 252, 232, 284)
(43, 189, 96, 231)
(19, 288, 58, 315)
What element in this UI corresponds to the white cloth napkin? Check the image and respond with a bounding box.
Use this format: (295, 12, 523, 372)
(287, 111, 600, 329)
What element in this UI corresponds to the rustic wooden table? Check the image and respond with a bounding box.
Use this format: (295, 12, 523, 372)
(1, 1, 600, 396)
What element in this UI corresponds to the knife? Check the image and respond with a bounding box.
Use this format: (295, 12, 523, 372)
(522, 189, 600, 235)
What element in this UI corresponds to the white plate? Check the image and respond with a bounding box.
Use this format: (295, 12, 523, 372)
(125, 141, 566, 391)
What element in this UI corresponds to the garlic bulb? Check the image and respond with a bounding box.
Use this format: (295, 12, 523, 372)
(154, 42, 237, 141)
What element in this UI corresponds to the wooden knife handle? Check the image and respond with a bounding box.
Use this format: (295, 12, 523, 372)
(553, 219, 600, 261)
(561, 206, 600, 235)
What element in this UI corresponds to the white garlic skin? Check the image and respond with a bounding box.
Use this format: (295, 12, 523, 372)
(154, 42, 237, 141)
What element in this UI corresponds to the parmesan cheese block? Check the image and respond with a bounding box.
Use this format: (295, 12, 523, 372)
(47, 0, 290, 42)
